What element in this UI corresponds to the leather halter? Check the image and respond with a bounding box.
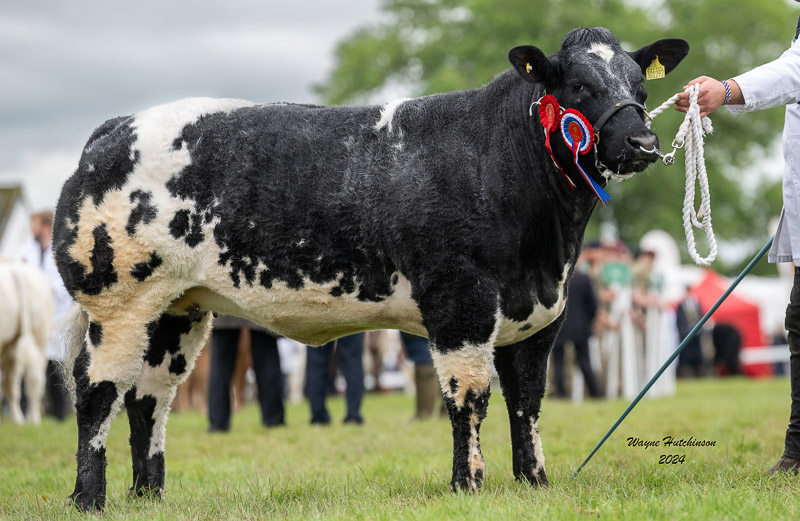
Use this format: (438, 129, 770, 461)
(593, 99, 649, 135)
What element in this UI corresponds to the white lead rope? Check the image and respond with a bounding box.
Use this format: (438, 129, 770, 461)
(645, 83, 717, 266)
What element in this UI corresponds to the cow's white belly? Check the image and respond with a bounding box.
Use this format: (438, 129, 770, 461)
(172, 271, 427, 346)
(171, 259, 569, 347)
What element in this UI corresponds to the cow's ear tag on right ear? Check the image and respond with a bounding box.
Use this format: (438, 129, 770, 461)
(526, 63, 533, 74)
(645, 56, 666, 80)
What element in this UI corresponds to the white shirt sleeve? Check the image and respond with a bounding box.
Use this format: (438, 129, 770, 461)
(727, 38, 800, 113)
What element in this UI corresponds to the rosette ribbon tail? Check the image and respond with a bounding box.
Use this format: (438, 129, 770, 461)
(573, 142, 611, 206)
(546, 129, 576, 189)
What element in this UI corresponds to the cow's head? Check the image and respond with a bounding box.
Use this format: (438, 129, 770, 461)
(509, 27, 688, 176)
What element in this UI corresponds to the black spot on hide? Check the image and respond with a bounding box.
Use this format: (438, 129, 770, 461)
(126, 190, 157, 236)
(73, 346, 118, 420)
(168, 354, 187, 375)
(518, 323, 532, 332)
(228, 256, 256, 288)
(169, 210, 190, 239)
(143, 315, 193, 367)
(68, 117, 139, 214)
(58, 223, 119, 296)
(449, 377, 458, 395)
(259, 270, 272, 289)
(131, 252, 163, 282)
(169, 209, 204, 247)
(88, 322, 103, 347)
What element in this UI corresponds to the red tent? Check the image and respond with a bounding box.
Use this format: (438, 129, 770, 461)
(690, 269, 770, 377)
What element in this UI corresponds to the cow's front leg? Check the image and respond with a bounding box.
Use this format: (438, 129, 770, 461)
(422, 282, 499, 492)
(493, 317, 562, 487)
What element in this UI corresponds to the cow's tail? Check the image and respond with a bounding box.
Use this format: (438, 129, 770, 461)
(57, 304, 89, 403)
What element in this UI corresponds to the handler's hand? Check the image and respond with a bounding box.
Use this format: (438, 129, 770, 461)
(674, 76, 726, 118)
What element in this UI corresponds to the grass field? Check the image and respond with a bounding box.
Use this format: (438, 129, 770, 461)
(1, 377, 800, 520)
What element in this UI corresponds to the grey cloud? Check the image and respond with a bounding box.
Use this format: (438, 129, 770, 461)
(0, 1, 384, 208)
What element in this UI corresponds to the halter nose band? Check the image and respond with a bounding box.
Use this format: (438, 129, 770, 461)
(593, 99, 649, 133)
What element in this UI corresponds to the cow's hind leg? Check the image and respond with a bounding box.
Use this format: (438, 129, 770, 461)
(125, 311, 212, 499)
(420, 277, 499, 492)
(493, 318, 562, 487)
(69, 309, 161, 512)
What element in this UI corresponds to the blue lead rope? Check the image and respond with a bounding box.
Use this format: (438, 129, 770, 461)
(572, 235, 774, 478)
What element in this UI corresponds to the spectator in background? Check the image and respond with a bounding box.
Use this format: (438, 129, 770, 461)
(19, 210, 72, 421)
(550, 258, 602, 398)
(306, 333, 365, 425)
(712, 324, 742, 376)
(208, 315, 284, 432)
(631, 249, 659, 325)
(402, 332, 445, 420)
(676, 289, 704, 377)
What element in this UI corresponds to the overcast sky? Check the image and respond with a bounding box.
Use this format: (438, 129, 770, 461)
(0, 0, 386, 210)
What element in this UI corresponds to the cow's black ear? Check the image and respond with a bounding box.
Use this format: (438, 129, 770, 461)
(629, 39, 690, 75)
(508, 45, 554, 85)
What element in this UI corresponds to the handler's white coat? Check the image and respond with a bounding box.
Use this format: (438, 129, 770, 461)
(727, 32, 800, 265)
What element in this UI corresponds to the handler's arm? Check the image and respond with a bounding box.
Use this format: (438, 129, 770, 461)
(675, 40, 800, 117)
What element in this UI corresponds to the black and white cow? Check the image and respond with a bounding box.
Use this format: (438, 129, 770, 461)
(53, 27, 688, 511)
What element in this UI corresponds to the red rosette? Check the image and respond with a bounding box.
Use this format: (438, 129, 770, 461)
(559, 108, 595, 155)
(538, 94, 561, 131)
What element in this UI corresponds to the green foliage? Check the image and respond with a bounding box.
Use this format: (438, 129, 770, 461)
(1, 380, 800, 519)
(318, 0, 797, 271)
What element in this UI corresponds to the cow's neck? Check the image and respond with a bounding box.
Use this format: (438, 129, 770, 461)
(481, 70, 599, 269)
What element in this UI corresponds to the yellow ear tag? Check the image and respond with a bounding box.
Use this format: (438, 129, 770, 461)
(526, 63, 533, 74)
(645, 56, 666, 80)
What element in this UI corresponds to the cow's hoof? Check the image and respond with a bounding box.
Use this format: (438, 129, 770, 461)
(450, 474, 483, 493)
(128, 485, 164, 500)
(766, 455, 800, 475)
(67, 492, 104, 513)
(517, 468, 549, 488)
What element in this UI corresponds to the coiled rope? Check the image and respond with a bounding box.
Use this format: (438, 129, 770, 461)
(645, 83, 717, 266)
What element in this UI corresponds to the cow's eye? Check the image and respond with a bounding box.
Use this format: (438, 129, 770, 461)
(571, 83, 584, 93)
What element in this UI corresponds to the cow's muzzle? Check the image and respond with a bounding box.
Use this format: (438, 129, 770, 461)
(593, 99, 659, 175)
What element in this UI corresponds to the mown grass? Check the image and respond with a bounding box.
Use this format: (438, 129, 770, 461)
(1, 378, 799, 520)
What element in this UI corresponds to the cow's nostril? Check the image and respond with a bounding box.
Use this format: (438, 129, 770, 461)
(627, 133, 658, 152)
